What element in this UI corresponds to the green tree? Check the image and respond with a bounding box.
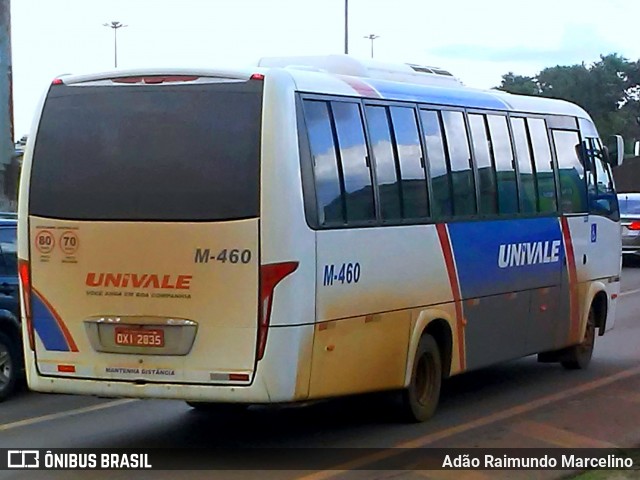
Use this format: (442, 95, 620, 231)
(496, 54, 640, 150)
(497, 72, 539, 95)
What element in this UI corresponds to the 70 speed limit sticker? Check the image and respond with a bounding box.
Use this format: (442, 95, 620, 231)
(59, 231, 79, 255)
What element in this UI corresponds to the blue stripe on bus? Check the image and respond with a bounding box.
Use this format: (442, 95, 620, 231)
(32, 293, 71, 352)
(367, 81, 509, 110)
(447, 218, 564, 299)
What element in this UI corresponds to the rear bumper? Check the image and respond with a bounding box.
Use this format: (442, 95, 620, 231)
(622, 233, 640, 253)
(622, 246, 640, 256)
(622, 235, 640, 255)
(25, 324, 314, 404)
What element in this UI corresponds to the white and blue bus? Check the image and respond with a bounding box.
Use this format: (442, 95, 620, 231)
(17, 55, 623, 421)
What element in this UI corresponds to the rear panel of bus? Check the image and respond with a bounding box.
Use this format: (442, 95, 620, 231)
(21, 75, 268, 388)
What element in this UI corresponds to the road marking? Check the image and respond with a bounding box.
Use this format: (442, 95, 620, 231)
(510, 420, 618, 448)
(415, 470, 492, 480)
(0, 399, 137, 432)
(620, 287, 640, 298)
(620, 391, 640, 404)
(295, 364, 640, 480)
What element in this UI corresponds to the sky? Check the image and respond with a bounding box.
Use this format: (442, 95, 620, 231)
(9, 0, 640, 138)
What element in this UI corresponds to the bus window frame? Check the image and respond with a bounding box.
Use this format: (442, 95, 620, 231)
(513, 113, 562, 217)
(362, 98, 432, 225)
(297, 92, 587, 230)
(549, 126, 589, 216)
(465, 111, 498, 218)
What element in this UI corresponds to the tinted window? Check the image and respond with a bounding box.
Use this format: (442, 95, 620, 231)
(468, 114, 497, 215)
(0, 227, 16, 276)
(366, 106, 401, 221)
(441, 111, 476, 216)
(332, 102, 376, 222)
(487, 115, 518, 214)
(420, 110, 453, 217)
(590, 139, 612, 195)
(304, 100, 344, 226)
(528, 118, 557, 213)
(31, 81, 263, 221)
(510, 118, 538, 214)
(586, 138, 618, 219)
(389, 107, 429, 219)
(619, 197, 640, 214)
(553, 130, 587, 213)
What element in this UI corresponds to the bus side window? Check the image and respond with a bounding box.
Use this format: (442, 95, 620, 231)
(303, 100, 345, 226)
(603, 158, 620, 220)
(468, 114, 498, 215)
(389, 106, 429, 219)
(365, 105, 402, 221)
(527, 118, 558, 214)
(510, 117, 538, 214)
(487, 115, 518, 215)
(441, 110, 477, 217)
(420, 110, 453, 218)
(588, 137, 619, 220)
(552, 129, 588, 214)
(331, 101, 376, 223)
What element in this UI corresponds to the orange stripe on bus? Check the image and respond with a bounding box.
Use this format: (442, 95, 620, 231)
(560, 217, 580, 344)
(32, 288, 79, 352)
(436, 223, 466, 371)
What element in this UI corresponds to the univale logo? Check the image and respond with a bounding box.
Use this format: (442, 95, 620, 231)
(85, 273, 193, 290)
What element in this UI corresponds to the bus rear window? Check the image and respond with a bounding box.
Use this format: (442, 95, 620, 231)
(29, 80, 263, 221)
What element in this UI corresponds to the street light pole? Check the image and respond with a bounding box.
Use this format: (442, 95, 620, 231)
(0, 0, 14, 211)
(103, 21, 127, 68)
(363, 34, 379, 58)
(344, 0, 349, 54)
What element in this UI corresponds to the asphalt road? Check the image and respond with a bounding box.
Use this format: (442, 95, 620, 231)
(2, 264, 640, 480)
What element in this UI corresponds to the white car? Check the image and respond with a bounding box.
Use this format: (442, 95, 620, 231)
(618, 193, 640, 258)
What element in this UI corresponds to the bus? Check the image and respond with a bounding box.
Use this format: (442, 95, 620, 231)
(17, 55, 623, 422)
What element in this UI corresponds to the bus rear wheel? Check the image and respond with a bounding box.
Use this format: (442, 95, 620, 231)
(399, 334, 442, 422)
(561, 308, 596, 370)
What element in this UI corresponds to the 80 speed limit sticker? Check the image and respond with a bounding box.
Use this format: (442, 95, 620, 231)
(35, 230, 55, 254)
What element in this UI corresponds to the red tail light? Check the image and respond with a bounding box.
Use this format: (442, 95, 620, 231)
(51, 78, 63, 85)
(250, 73, 265, 81)
(257, 262, 298, 361)
(18, 259, 35, 351)
(628, 221, 640, 231)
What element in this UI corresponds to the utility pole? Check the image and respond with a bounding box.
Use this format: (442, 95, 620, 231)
(0, 0, 13, 210)
(344, 0, 349, 54)
(103, 21, 127, 68)
(363, 34, 379, 58)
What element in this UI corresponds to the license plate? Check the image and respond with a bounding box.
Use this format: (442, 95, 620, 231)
(115, 327, 164, 347)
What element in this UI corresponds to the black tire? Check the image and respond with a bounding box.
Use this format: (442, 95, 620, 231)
(561, 308, 596, 370)
(186, 402, 248, 414)
(0, 331, 19, 402)
(399, 334, 442, 422)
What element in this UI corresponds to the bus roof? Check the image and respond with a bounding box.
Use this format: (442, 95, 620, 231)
(284, 69, 589, 119)
(52, 57, 591, 121)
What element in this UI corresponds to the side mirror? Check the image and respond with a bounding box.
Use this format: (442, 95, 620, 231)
(604, 135, 624, 167)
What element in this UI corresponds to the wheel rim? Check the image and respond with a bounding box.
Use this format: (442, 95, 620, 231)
(578, 313, 596, 355)
(0, 343, 12, 389)
(414, 353, 436, 406)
